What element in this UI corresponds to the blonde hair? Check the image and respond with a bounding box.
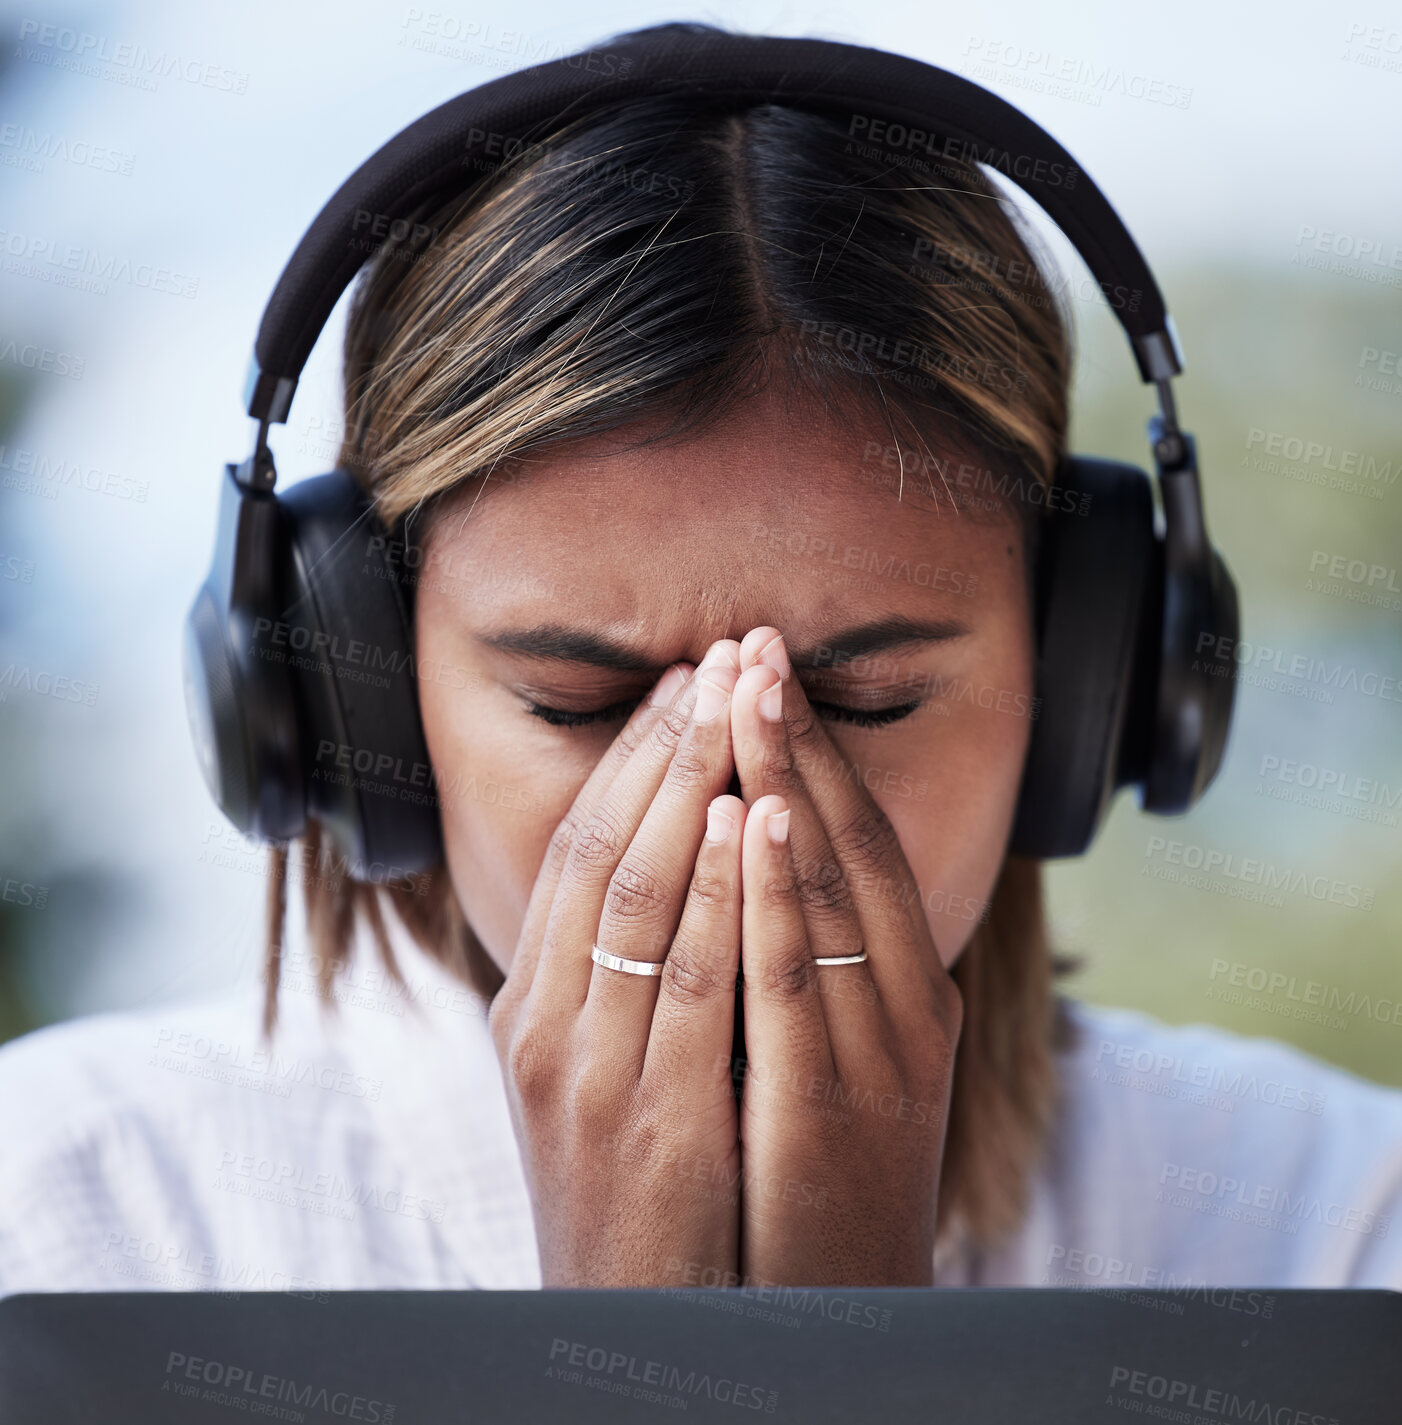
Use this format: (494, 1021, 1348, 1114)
(265, 33, 1078, 1257)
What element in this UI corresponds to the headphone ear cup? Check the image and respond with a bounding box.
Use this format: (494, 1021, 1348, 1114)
(1200, 547, 1240, 787)
(1143, 539, 1239, 814)
(182, 465, 306, 841)
(278, 470, 445, 876)
(1007, 456, 1158, 859)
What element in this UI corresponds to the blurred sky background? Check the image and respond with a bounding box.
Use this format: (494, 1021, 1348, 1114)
(1, 0, 1399, 1082)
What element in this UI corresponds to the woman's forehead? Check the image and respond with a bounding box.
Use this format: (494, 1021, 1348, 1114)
(417, 448, 1025, 661)
(428, 417, 1019, 555)
(429, 457, 1017, 593)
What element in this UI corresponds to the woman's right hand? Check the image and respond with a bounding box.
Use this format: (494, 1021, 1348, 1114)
(488, 641, 748, 1286)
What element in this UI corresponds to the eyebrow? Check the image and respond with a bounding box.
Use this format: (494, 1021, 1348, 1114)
(476, 614, 971, 673)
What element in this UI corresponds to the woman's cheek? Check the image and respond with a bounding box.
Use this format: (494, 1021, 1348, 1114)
(442, 802, 539, 976)
(435, 728, 602, 977)
(881, 701, 1031, 969)
(417, 676, 540, 974)
(883, 794, 996, 971)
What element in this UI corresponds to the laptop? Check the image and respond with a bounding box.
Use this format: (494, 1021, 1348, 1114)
(1, 1287, 1395, 1423)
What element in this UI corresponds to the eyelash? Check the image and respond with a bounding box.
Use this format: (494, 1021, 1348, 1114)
(525, 695, 923, 729)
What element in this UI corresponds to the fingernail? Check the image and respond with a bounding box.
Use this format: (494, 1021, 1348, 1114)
(706, 804, 734, 843)
(692, 667, 737, 723)
(766, 808, 790, 845)
(758, 676, 783, 723)
(698, 641, 740, 673)
(758, 632, 791, 682)
(649, 663, 688, 706)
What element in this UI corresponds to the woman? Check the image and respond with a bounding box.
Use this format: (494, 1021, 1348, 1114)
(2, 23, 1400, 1296)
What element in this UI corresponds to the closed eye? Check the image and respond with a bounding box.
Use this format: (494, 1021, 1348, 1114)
(524, 695, 923, 729)
(810, 697, 922, 728)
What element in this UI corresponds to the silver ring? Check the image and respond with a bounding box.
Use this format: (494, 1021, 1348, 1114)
(591, 944, 666, 977)
(812, 950, 868, 966)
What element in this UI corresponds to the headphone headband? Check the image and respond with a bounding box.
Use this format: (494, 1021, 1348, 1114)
(245, 26, 1184, 429)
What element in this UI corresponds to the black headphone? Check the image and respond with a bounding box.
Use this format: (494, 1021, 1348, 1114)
(182, 23, 1238, 876)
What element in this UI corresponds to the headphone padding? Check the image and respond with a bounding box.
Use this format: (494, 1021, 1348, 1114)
(278, 470, 445, 876)
(1007, 456, 1157, 858)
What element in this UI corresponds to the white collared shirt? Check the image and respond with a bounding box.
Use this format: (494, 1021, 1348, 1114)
(2, 917, 1400, 1296)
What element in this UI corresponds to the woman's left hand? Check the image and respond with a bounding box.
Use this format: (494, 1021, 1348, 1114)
(728, 627, 963, 1288)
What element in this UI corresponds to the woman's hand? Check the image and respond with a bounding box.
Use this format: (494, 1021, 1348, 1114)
(729, 627, 963, 1287)
(488, 641, 749, 1286)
